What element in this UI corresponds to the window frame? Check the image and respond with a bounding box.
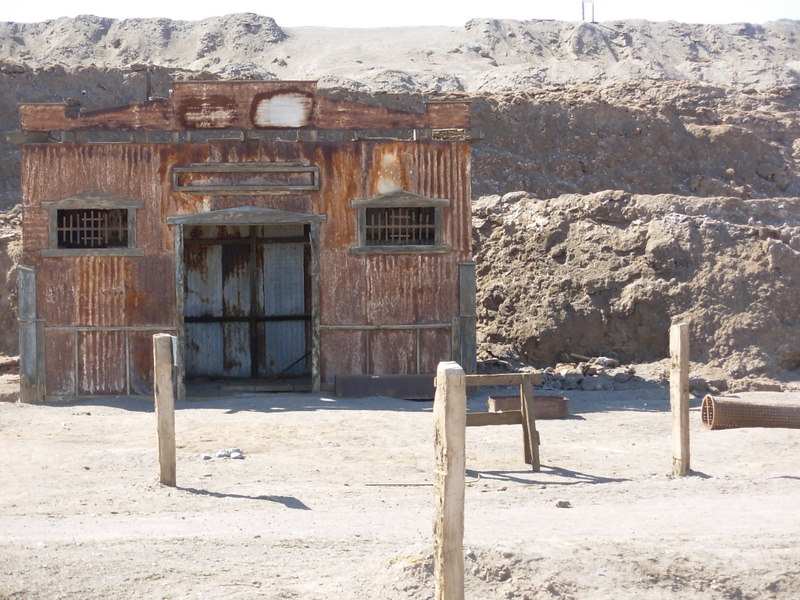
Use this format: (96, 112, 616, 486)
(351, 190, 451, 255)
(40, 191, 143, 257)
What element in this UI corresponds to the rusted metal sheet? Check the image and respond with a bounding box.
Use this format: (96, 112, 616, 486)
(419, 328, 453, 374)
(411, 142, 472, 259)
(413, 255, 459, 322)
(76, 256, 129, 327)
(362, 255, 458, 326)
(209, 194, 312, 215)
(185, 241, 224, 377)
(222, 323, 250, 377)
(364, 255, 419, 324)
(172, 81, 317, 130)
(22, 144, 164, 261)
(128, 331, 159, 395)
(36, 259, 77, 325)
(370, 330, 416, 375)
(20, 82, 470, 133)
(78, 330, 126, 394)
(315, 143, 360, 250)
(365, 145, 411, 195)
(127, 256, 176, 326)
(173, 163, 319, 194)
(316, 97, 470, 130)
(319, 329, 366, 386)
(317, 251, 366, 325)
(185, 243, 222, 317)
(261, 321, 306, 375)
(424, 102, 472, 128)
(19, 99, 172, 132)
(45, 330, 75, 396)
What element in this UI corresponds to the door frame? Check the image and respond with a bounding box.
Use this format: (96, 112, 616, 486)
(167, 207, 327, 398)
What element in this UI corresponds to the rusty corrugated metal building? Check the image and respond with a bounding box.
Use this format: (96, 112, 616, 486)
(17, 81, 477, 402)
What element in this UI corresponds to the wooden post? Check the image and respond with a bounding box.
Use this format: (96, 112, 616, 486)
(520, 374, 541, 472)
(433, 361, 466, 600)
(153, 333, 176, 487)
(670, 323, 690, 476)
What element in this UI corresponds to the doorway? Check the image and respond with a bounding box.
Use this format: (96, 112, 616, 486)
(182, 223, 311, 382)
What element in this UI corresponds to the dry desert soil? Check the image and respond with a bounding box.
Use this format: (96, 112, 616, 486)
(1, 384, 799, 600)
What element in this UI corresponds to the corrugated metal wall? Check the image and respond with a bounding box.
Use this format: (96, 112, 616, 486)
(21, 91, 472, 396)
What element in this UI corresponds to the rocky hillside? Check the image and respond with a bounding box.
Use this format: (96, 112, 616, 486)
(474, 191, 800, 391)
(1, 15, 799, 90)
(0, 14, 799, 388)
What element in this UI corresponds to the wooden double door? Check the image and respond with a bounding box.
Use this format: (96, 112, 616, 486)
(183, 223, 310, 380)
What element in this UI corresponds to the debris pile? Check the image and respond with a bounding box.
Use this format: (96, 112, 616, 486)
(201, 448, 245, 460)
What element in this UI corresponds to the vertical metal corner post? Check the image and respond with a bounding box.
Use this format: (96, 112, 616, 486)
(458, 261, 477, 374)
(310, 221, 322, 392)
(172, 224, 186, 402)
(18, 265, 44, 403)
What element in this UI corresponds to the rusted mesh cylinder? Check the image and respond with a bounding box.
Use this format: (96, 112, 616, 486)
(701, 394, 800, 430)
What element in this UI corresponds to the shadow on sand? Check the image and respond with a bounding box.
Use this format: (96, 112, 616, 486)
(466, 465, 630, 486)
(177, 487, 311, 509)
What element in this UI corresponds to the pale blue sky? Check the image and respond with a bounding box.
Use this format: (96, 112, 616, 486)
(1, 0, 798, 27)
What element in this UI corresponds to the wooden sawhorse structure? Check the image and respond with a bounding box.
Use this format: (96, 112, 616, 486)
(464, 373, 542, 472)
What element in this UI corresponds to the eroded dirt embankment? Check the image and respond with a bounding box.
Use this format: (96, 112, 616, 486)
(474, 191, 800, 390)
(0, 61, 799, 388)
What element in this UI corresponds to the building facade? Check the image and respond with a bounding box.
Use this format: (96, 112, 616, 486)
(18, 81, 477, 401)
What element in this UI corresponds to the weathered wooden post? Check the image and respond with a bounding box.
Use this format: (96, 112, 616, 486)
(520, 373, 540, 471)
(153, 333, 176, 487)
(670, 323, 690, 476)
(433, 361, 466, 600)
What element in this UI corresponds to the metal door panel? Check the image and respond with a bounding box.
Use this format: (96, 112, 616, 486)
(260, 321, 306, 376)
(222, 322, 250, 377)
(184, 225, 310, 379)
(222, 243, 251, 317)
(185, 244, 222, 318)
(259, 241, 306, 376)
(261, 242, 305, 316)
(186, 322, 224, 377)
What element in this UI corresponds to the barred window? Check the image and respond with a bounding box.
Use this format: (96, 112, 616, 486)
(352, 190, 451, 255)
(41, 191, 143, 257)
(365, 207, 436, 246)
(56, 209, 129, 249)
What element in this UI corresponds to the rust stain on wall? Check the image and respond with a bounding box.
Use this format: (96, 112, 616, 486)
(45, 330, 75, 396)
(371, 330, 416, 375)
(78, 330, 126, 394)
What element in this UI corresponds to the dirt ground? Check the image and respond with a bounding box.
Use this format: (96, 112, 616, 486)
(1, 379, 798, 599)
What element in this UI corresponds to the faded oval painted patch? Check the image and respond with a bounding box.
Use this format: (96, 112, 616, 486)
(252, 93, 313, 128)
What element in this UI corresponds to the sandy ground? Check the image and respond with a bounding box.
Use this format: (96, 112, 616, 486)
(1, 381, 799, 599)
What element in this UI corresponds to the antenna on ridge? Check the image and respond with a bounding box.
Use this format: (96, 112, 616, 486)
(582, 0, 596, 22)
